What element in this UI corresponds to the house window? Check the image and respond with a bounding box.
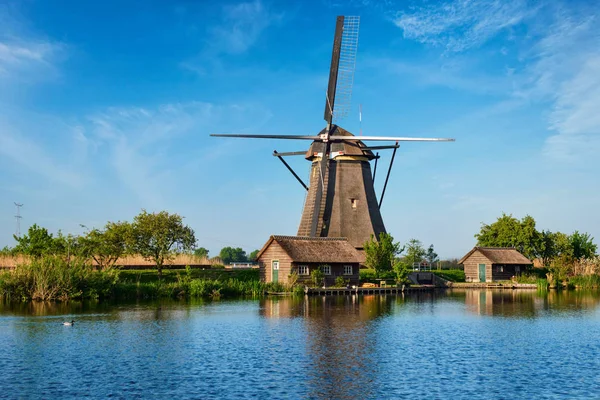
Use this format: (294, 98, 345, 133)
(515, 266, 521, 274)
(321, 265, 331, 275)
(344, 265, 353, 275)
(298, 265, 309, 275)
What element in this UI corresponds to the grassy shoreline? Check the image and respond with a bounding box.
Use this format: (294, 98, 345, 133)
(0, 258, 289, 302)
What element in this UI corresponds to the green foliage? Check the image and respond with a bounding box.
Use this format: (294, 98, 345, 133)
(334, 276, 349, 287)
(475, 213, 540, 260)
(119, 268, 259, 283)
(194, 247, 209, 258)
(128, 210, 196, 278)
(79, 221, 130, 269)
(12, 224, 58, 258)
(248, 249, 260, 261)
(393, 261, 410, 284)
(425, 245, 439, 266)
(547, 254, 573, 286)
(218, 247, 247, 265)
(570, 231, 597, 260)
(359, 269, 377, 283)
(363, 233, 403, 275)
(431, 269, 466, 282)
(405, 239, 426, 264)
(0, 256, 119, 301)
(568, 275, 600, 289)
(311, 267, 325, 287)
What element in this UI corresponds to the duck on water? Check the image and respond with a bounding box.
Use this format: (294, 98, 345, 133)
(62, 320, 75, 326)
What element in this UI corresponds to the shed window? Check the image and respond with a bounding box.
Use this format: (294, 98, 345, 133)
(343, 265, 353, 275)
(321, 265, 331, 275)
(515, 266, 521, 274)
(298, 265, 309, 275)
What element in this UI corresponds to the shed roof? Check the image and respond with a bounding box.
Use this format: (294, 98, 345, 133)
(459, 247, 532, 265)
(257, 235, 361, 264)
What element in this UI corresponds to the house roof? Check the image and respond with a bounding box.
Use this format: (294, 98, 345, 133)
(257, 235, 362, 263)
(459, 247, 532, 265)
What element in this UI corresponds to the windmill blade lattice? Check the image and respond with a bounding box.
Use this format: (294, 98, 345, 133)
(332, 16, 360, 123)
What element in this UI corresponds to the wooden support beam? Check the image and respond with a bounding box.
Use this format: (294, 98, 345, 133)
(274, 151, 309, 191)
(378, 143, 399, 209)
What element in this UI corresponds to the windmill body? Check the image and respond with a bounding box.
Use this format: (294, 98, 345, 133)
(297, 126, 385, 249)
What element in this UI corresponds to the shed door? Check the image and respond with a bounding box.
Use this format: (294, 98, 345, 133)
(478, 264, 486, 283)
(272, 261, 279, 283)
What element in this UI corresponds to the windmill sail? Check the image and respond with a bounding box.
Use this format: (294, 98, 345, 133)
(323, 16, 360, 124)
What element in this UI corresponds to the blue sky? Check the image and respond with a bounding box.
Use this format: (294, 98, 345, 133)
(1, 0, 599, 258)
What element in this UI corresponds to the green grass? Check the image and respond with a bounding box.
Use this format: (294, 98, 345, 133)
(568, 275, 600, 289)
(118, 268, 259, 284)
(431, 269, 465, 282)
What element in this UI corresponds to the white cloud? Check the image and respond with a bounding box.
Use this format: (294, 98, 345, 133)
(211, 0, 281, 55)
(182, 0, 282, 74)
(394, 0, 534, 52)
(88, 102, 273, 207)
(0, 120, 83, 187)
(392, 1, 600, 164)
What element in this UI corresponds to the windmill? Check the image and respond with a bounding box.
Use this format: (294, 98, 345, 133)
(211, 16, 454, 250)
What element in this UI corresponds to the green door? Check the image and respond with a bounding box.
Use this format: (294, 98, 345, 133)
(478, 263, 486, 283)
(272, 261, 279, 283)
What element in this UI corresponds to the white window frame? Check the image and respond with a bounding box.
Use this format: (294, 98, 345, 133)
(343, 265, 353, 275)
(321, 265, 331, 275)
(298, 265, 309, 275)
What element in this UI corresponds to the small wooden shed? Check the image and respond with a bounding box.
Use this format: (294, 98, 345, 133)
(256, 236, 361, 286)
(459, 247, 533, 282)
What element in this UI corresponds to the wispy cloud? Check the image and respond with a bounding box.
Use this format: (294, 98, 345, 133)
(182, 0, 282, 75)
(392, 1, 600, 164)
(88, 101, 272, 207)
(0, 118, 83, 187)
(0, 5, 64, 82)
(394, 0, 535, 53)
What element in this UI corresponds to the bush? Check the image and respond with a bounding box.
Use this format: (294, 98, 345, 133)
(311, 268, 325, 287)
(334, 276, 349, 287)
(359, 269, 377, 283)
(0, 256, 119, 301)
(393, 261, 410, 284)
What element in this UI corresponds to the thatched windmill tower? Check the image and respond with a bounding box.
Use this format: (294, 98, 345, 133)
(212, 16, 454, 250)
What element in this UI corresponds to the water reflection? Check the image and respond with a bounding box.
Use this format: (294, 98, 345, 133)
(457, 289, 600, 317)
(260, 295, 397, 399)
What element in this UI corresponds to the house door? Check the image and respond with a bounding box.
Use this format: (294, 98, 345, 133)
(478, 264, 486, 282)
(272, 261, 279, 283)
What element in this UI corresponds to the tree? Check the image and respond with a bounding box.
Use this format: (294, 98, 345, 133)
(194, 247, 210, 259)
(248, 249, 260, 261)
(80, 222, 130, 269)
(570, 231, 597, 260)
(475, 213, 541, 259)
(363, 233, 403, 276)
(425, 244, 439, 266)
(219, 247, 247, 265)
(405, 239, 426, 265)
(13, 224, 57, 258)
(128, 210, 196, 278)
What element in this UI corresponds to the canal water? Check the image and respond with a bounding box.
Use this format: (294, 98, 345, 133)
(1, 290, 600, 399)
